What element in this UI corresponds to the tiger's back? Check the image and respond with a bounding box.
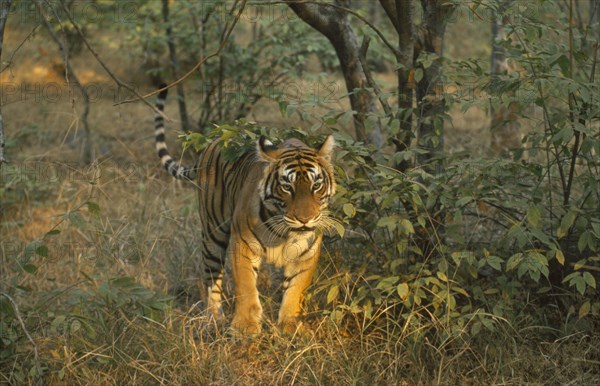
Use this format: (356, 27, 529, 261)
(154, 87, 336, 334)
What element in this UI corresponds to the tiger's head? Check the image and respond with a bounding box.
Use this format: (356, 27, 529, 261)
(257, 135, 336, 234)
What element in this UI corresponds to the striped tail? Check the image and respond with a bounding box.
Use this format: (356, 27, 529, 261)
(154, 87, 197, 180)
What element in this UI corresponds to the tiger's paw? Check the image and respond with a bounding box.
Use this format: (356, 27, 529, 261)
(231, 316, 262, 336)
(278, 317, 305, 335)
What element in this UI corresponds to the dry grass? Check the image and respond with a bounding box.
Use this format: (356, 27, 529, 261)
(2, 16, 599, 386)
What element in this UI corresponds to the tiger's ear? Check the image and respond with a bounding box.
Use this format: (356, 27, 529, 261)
(317, 135, 335, 163)
(257, 136, 278, 162)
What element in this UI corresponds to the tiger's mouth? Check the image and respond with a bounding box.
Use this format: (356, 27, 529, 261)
(290, 226, 315, 232)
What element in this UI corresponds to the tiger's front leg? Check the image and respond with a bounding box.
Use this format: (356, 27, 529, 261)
(278, 237, 321, 334)
(230, 237, 263, 335)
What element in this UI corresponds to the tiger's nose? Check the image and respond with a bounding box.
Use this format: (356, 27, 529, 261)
(294, 214, 313, 224)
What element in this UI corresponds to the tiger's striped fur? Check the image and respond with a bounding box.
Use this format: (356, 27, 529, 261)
(154, 88, 336, 334)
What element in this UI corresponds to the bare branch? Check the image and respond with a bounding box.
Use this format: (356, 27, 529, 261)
(117, 0, 248, 106)
(288, 0, 372, 142)
(46, 0, 162, 115)
(280, 0, 398, 55)
(1, 292, 41, 378)
(358, 36, 392, 116)
(37, 0, 93, 162)
(0, 24, 40, 75)
(379, 0, 400, 34)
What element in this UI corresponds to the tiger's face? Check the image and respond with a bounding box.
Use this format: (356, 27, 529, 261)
(257, 135, 336, 233)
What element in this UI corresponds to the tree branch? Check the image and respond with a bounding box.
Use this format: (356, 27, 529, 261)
(0, 24, 39, 75)
(287, 1, 374, 142)
(379, 0, 400, 34)
(118, 0, 248, 106)
(358, 36, 391, 116)
(1, 292, 41, 379)
(252, 1, 400, 57)
(38, 0, 93, 163)
(48, 0, 162, 115)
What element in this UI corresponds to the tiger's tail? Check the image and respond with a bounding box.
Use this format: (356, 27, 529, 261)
(154, 86, 196, 180)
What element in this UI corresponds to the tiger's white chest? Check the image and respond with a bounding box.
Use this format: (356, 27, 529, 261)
(264, 232, 318, 267)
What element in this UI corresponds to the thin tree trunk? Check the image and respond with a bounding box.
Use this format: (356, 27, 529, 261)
(162, 0, 191, 132)
(490, 0, 520, 156)
(593, 0, 600, 42)
(0, 0, 11, 166)
(380, 0, 416, 171)
(415, 0, 453, 173)
(38, 0, 93, 163)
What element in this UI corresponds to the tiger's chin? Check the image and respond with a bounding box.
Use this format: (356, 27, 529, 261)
(290, 226, 315, 232)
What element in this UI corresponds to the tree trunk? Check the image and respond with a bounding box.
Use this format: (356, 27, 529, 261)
(0, 0, 11, 166)
(490, 0, 520, 156)
(162, 0, 192, 133)
(380, 0, 416, 171)
(415, 0, 453, 173)
(288, 1, 373, 143)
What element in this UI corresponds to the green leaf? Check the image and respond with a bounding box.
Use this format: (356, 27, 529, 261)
(86, 201, 101, 217)
(35, 245, 49, 258)
(111, 277, 136, 287)
(22, 264, 38, 274)
(574, 276, 586, 295)
(436, 271, 448, 282)
(555, 249, 565, 265)
(396, 283, 409, 300)
(286, 104, 297, 117)
(506, 253, 523, 272)
(558, 209, 577, 238)
(377, 216, 398, 232)
(455, 196, 473, 207)
(578, 231, 591, 252)
(583, 272, 596, 289)
(579, 301, 591, 318)
(414, 68, 423, 83)
(486, 255, 503, 271)
(574, 259, 586, 270)
(399, 219, 415, 235)
(325, 117, 337, 126)
(342, 203, 356, 218)
(527, 205, 541, 228)
(66, 211, 86, 229)
(377, 276, 399, 290)
(331, 221, 345, 238)
(326, 285, 339, 304)
(552, 54, 570, 76)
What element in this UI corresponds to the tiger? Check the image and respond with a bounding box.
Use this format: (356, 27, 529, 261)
(154, 87, 336, 334)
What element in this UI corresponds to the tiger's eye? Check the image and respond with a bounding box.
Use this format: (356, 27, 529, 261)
(280, 185, 292, 194)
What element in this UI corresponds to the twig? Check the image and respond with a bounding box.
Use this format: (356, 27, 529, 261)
(0, 113, 5, 164)
(0, 24, 40, 74)
(38, 0, 93, 163)
(0, 292, 41, 378)
(45, 0, 162, 115)
(358, 35, 392, 116)
(116, 0, 248, 106)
